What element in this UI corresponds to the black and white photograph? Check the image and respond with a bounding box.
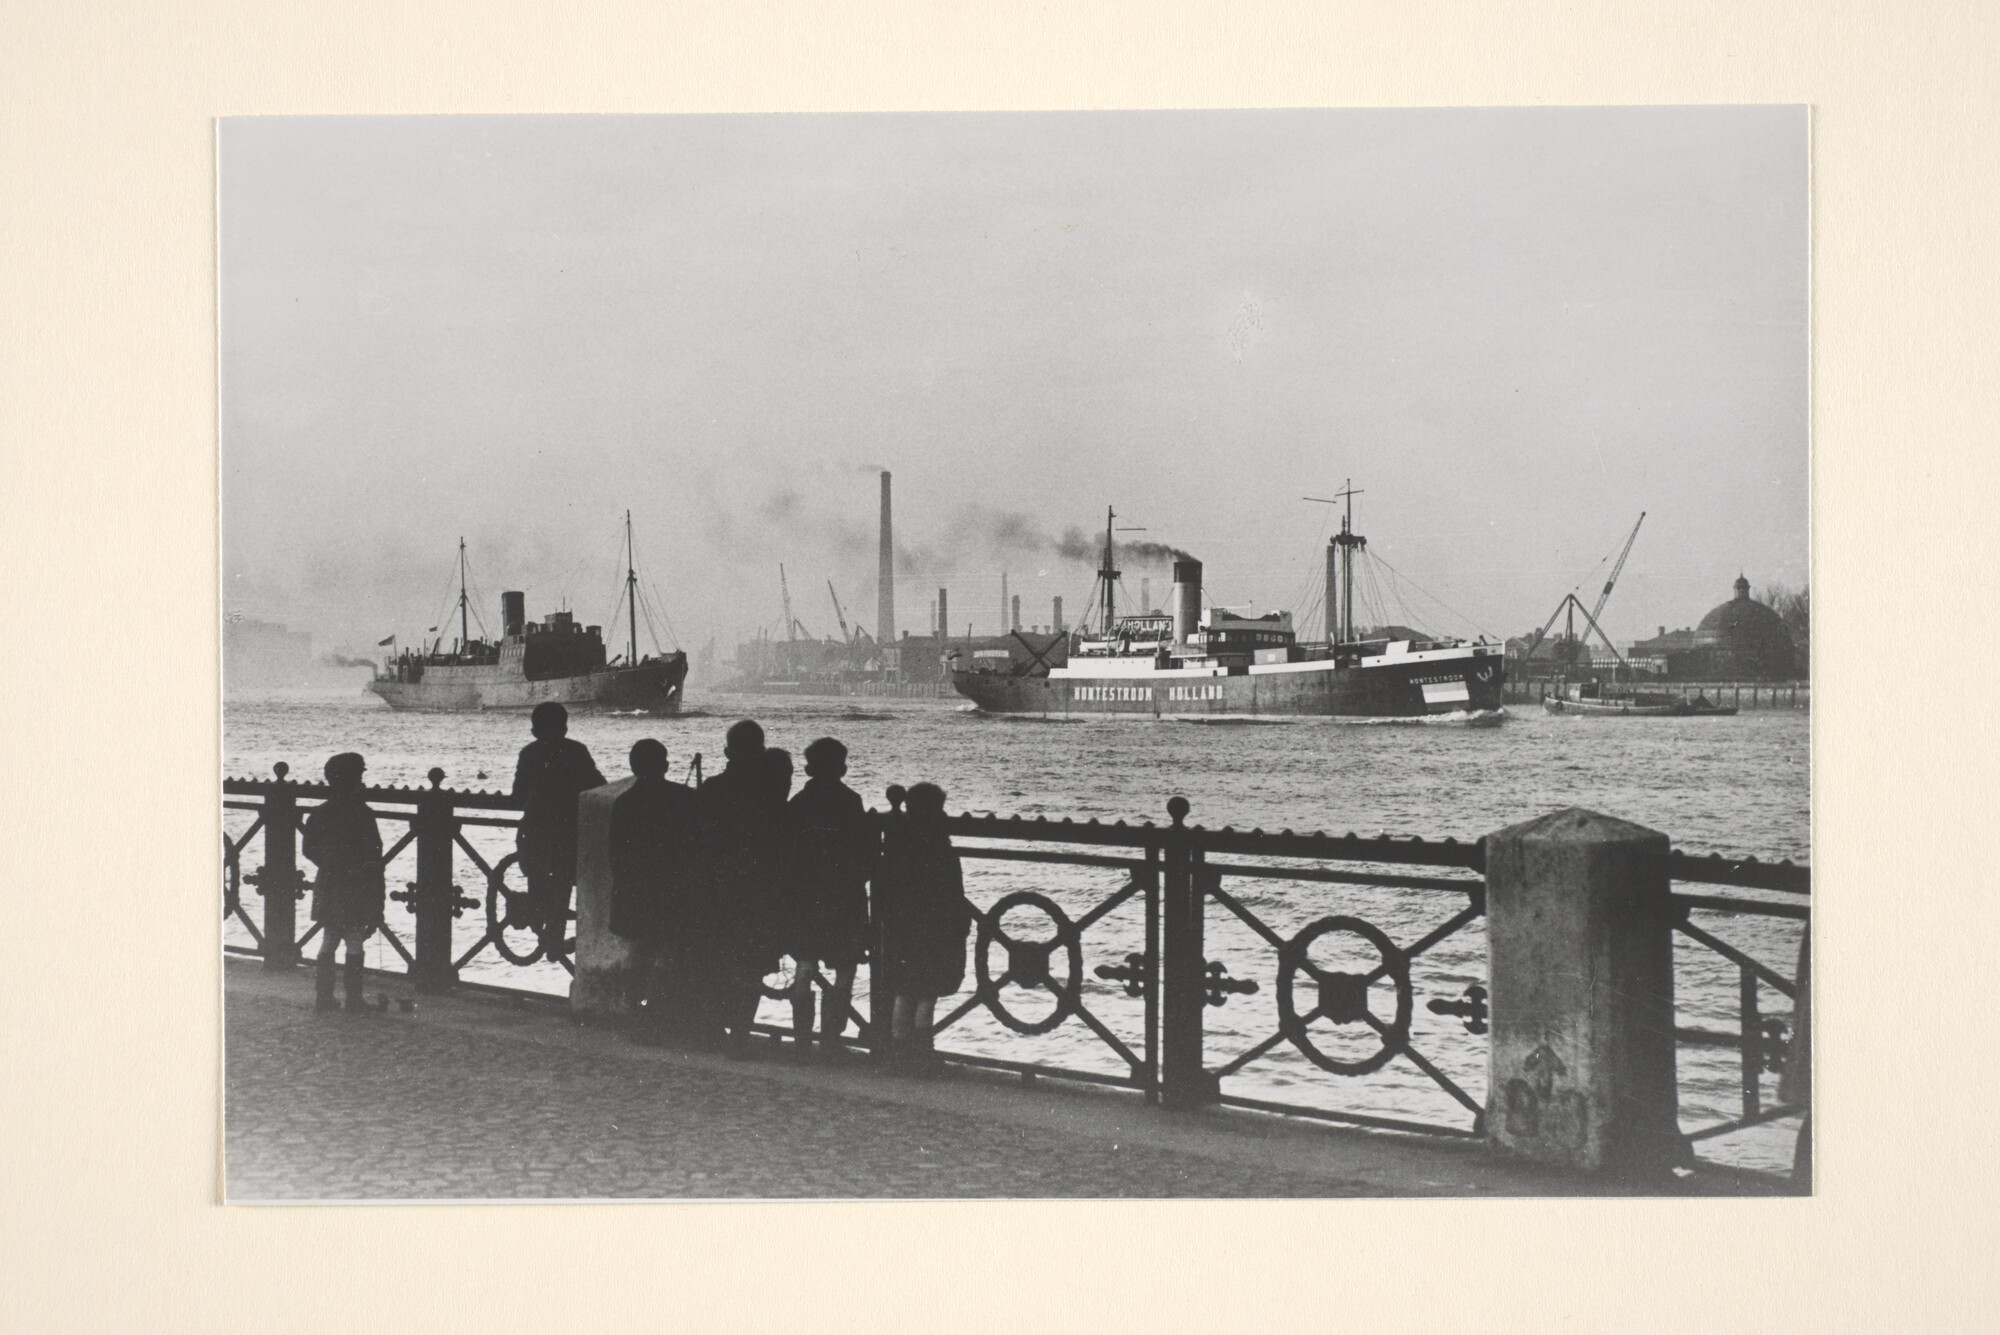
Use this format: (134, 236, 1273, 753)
(219, 107, 1810, 1200)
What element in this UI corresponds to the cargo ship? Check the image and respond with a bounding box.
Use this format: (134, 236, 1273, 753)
(367, 516, 687, 714)
(950, 491, 1504, 719)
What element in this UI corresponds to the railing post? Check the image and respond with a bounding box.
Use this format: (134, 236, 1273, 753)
(1483, 807, 1680, 1176)
(869, 787, 906, 1060)
(1143, 842, 1160, 1105)
(1739, 967, 1762, 1121)
(412, 768, 458, 994)
(1160, 796, 1213, 1109)
(260, 762, 301, 969)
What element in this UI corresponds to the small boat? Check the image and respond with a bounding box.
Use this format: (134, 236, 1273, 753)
(1543, 681, 1736, 717)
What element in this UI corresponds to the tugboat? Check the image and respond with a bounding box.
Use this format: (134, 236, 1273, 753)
(1543, 680, 1737, 717)
(367, 514, 687, 714)
(950, 487, 1505, 719)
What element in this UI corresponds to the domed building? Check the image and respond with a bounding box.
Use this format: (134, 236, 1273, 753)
(1688, 575, 1797, 679)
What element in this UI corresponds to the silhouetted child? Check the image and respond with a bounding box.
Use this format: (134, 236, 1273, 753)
(691, 719, 779, 1054)
(301, 752, 385, 1013)
(511, 702, 606, 958)
(784, 737, 872, 1058)
(608, 738, 697, 1039)
(876, 782, 969, 1064)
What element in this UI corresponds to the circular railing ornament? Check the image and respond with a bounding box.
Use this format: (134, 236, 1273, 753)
(483, 852, 548, 966)
(1276, 915, 1412, 1076)
(974, 891, 1084, 1035)
(761, 954, 804, 1002)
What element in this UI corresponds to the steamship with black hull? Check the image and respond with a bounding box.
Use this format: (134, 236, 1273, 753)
(950, 492, 1504, 719)
(367, 516, 688, 715)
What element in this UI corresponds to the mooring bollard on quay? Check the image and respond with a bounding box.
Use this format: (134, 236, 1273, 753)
(1481, 808, 1681, 1176)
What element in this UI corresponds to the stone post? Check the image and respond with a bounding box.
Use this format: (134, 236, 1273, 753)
(570, 777, 640, 1018)
(1483, 807, 1681, 1176)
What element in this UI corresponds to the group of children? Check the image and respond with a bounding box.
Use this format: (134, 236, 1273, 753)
(300, 703, 973, 1063)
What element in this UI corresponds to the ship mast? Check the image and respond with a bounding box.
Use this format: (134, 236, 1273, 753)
(625, 511, 639, 666)
(1098, 506, 1121, 636)
(457, 537, 469, 654)
(1333, 481, 1366, 644)
(1305, 481, 1366, 646)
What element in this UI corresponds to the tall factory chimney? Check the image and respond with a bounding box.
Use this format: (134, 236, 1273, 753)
(876, 471, 896, 645)
(1053, 596, 1064, 633)
(938, 587, 949, 642)
(1011, 594, 1021, 632)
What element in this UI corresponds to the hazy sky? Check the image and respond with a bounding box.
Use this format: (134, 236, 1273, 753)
(221, 108, 1806, 657)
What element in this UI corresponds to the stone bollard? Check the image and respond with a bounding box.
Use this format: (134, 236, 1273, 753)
(571, 777, 641, 1018)
(1483, 808, 1681, 1177)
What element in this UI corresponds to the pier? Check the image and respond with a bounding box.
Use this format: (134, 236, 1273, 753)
(224, 768, 1810, 1196)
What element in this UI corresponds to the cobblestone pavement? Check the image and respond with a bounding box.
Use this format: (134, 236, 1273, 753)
(224, 961, 1787, 1199)
(226, 978, 1385, 1199)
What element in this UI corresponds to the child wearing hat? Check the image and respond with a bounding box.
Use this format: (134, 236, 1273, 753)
(302, 752, 386, 1013)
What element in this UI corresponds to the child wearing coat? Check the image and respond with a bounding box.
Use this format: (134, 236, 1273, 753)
(301, 751, 385, 1013)
(875, 782, 970, 1062)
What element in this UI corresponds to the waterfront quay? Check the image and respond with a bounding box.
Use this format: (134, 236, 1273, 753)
(225, 766, 1809, 1197)
(225, 957, 1788, 1199)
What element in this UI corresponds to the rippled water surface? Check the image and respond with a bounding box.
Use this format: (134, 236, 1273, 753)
(225, 681, 1810, 1176)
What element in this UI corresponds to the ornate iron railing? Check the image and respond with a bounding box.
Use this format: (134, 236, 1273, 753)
(224, 764, 552, 991)
(1665, 851, 1810, 1171)
(222, 766, 1809, 1174)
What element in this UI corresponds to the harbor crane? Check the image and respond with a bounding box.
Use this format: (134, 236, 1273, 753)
(1589, 511, 1646, 629)
(827, 580, 854, 645)
(1520, 511, 1646, 675)
(778, 564, 812, 642)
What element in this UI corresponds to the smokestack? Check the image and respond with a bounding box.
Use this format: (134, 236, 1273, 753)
(1053, 596, 1064, 633)
(1142, 577, 1152, 614)
(938, 588, 948, 641)
(1011, 594, 1021, 632)
(501, 591, 526, 639)
(1172, 559, 1202, 646)
(876, 472, 895, 645)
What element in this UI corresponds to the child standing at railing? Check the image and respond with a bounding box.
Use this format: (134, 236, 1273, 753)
(302, 752, 385, 1014)
(876, 782, 970, 1067)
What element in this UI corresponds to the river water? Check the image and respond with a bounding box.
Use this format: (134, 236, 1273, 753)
(223, 683, 1809, 1175)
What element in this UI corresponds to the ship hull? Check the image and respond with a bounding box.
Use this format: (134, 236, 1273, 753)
(367, 656, 688, 714)
(951, 651, 1504, 719)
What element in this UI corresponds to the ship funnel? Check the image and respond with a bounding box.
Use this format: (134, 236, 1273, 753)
(1052, 596, 1064, 633)
(1172, 559, 1202, 646)
(502, 591, 526, 638)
